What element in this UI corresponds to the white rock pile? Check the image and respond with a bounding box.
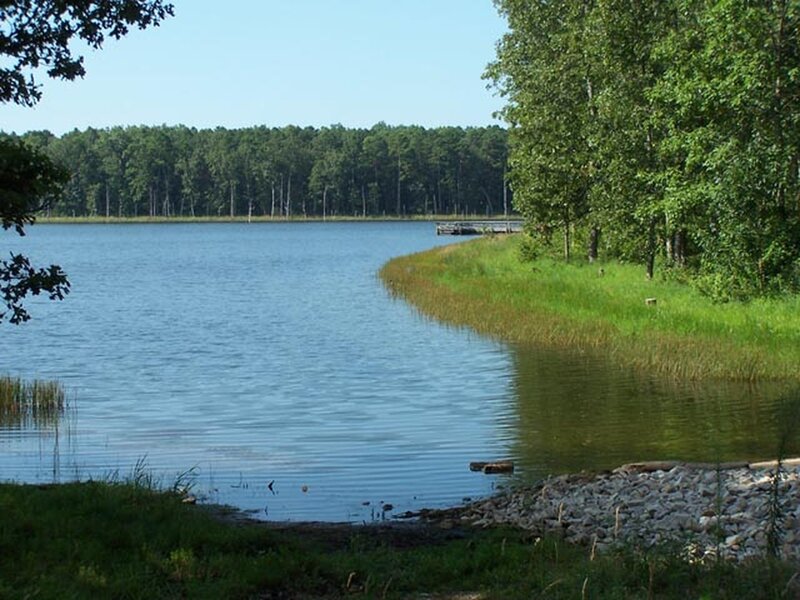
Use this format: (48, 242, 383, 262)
(423, 460, 800, 562)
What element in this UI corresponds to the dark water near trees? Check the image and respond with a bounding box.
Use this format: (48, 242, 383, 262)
(0, 223, 792, 521)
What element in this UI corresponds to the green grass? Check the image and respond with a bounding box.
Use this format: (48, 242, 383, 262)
(0, 481, 795, 599)
(0, 375, 65, 427)
(380, 236, 800, 381)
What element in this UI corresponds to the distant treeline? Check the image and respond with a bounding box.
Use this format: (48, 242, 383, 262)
(8, 124, 510, 219)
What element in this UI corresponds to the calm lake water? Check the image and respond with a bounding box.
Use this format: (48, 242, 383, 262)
(0, 222, 794, 521)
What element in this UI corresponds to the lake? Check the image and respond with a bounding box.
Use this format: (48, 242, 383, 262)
(0, 222, 794, 521)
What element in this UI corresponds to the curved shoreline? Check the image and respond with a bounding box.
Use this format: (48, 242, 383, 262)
(379, 236, 800, 381)
(380, 236, 800, 562)
(410, 459, 800, 562)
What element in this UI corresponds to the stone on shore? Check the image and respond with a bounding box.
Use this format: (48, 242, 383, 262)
(421, 460, 800, 562)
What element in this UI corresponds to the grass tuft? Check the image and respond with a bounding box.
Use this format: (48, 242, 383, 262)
(0, 375, 66, 427)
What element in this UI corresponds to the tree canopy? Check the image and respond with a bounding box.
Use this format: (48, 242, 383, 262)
(0, 0, 174, 106)
(9, 124, 510, 220)
(491, 0, 800, 299)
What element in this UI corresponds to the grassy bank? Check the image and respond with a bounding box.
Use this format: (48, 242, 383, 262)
(379, 236, 800, 381)
(0, 481, 794, 598)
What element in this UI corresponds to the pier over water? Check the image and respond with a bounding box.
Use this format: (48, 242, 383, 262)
(436, 220, 523, 236)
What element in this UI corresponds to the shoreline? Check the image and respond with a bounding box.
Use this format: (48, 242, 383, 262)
(406, 459, 800, 563)
(379, 236, 800, 381)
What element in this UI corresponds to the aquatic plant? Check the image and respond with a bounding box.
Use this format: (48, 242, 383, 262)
(0, 375, 66, 428)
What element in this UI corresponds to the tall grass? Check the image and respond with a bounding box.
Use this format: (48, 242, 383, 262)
(0, 480, 796, 598)
(380, 236, 800, 381)
(0, 376, 66, 427)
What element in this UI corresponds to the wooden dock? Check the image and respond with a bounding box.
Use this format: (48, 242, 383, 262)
(436, 220, 523, 236)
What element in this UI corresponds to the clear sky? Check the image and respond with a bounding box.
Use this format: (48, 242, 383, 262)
(3, 1, 508, 135)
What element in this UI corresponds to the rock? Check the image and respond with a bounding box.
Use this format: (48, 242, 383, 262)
(430, 457, 800, 562)
(482, 461, 515, 474)
(616, 460, 681, 473)
(699, 515, 719, 531)
(725, 534, 742, 546)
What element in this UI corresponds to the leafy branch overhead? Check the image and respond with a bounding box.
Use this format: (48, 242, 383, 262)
(0, 137, 68, 234)
(1, 0, 174, 324)
(0, 253, 69, 324)
(0, 0, 175, 106)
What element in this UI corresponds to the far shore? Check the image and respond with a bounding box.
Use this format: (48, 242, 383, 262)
(35, 214, 521, 225)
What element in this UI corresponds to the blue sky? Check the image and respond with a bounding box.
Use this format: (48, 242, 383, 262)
(3, 1, 508, 135)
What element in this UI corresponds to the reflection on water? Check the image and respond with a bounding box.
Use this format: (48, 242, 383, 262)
(0, 222, 796, 521)
(0, 405, 64, 431)
(510, 344, 797, 479)
(0, 394, 76, 484)
(0, 222, 514, 521)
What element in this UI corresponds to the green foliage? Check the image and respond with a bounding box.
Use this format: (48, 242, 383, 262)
(0, 138, 70, 323)
(488, 1, 594, 260)
(1, 0, 174, 323)
(0, 0, 174, 106)
(491, 0, 800, 297)
(516, 232, 541, 262)
(12, 124, 511, 220)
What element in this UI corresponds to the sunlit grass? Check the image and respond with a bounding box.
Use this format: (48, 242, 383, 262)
(380, 236, 800, 381)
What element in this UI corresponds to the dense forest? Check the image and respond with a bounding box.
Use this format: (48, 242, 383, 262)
(490, 0, 800, 300)
(5, 124, 510, 220)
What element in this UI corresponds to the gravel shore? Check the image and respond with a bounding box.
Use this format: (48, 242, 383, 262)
(413, 459, 800, 562)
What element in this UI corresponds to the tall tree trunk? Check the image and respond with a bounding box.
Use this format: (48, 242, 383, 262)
(287, 173, 292, 217)
(503, 174, 508, 218)
(280, 174, 285, 217)
(270, 181, 276, 217)
(482, 189, 493, 215)
(396, 156, 401, 215)
(645, 218, 657, 280)
(674, 229, 686, 267)
(229, 180, 235, 218)
(563, 204, 571, 261)
(588, 227, 600, 263)
(361, 184, 366, 218)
